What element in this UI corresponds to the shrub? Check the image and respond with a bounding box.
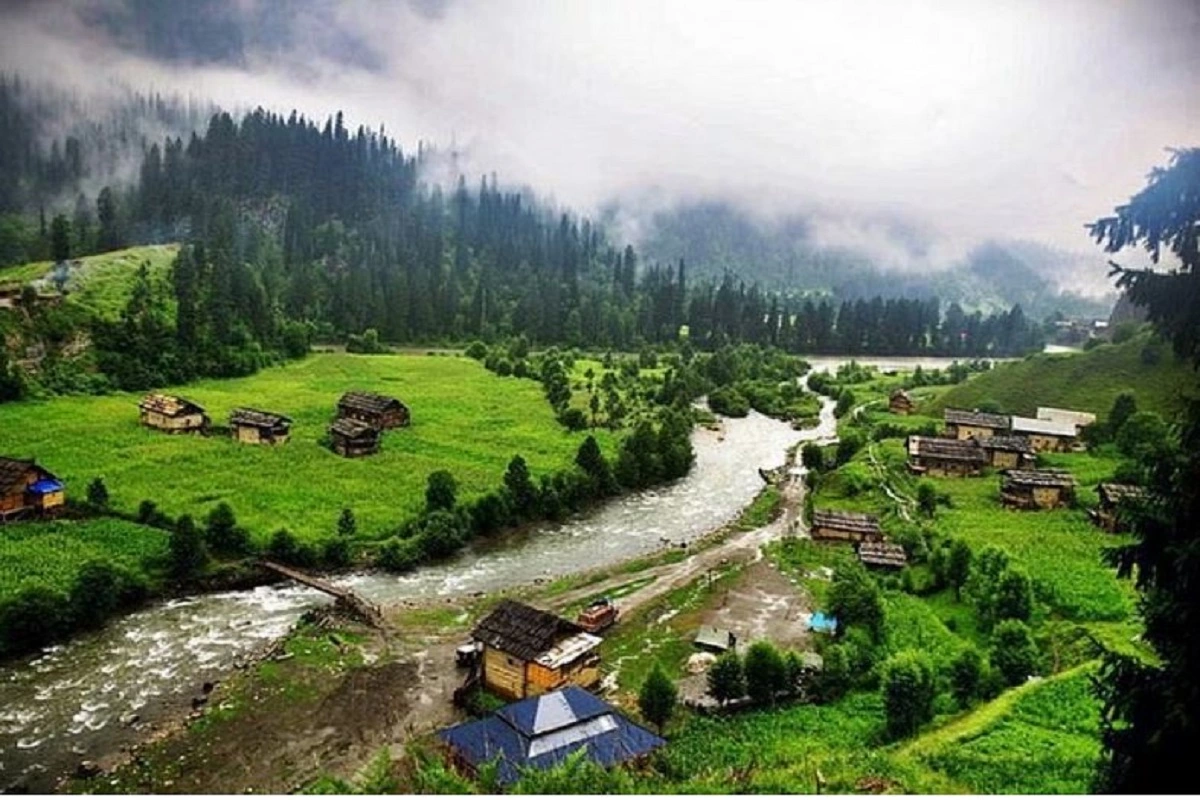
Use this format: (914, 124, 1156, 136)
(86, 477, 110, 510)
(469, 492, 509, 536)
(205, 502, 251, 556)
(638, 662, 677, 734)
(69, 559, 147, 628)
(465, 341, 488, 360)
(834, 389, 856, 418)
(801, 443, 825, 472)
(559, 407, 588, 431)
(813, 643, 853, 702)
(836, 432, 864, 466)
(503, 455, 538, 519)
(708, 386, 750, 418)
(828, 563, 884, 641)
(993, 567, 1035, 623)
(322, 536, 352, 568)
(337, 507, 357, 539)
(744, 640, 789, 706)
(415, 510, 469, 560)
(169, 515, 209, 580)
(707, 651, 746, 706)
(0, 586, 70, 655)
(425, 470, 459, 513)
(267, 528, 302, 564)
(950, 646, 985, 708)
(882, 650, 937, 739)
(991, 619, 1038, 686)
(377, 537, 421, 572)
(917, 481, 938, 518)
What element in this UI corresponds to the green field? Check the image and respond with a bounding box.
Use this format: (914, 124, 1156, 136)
(0, 353, 615, 543)
(0, 518, 168, 602)
(930, 333, 1193, 421)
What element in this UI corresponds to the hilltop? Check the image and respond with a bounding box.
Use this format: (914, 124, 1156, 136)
(930, 333, 1194, 421)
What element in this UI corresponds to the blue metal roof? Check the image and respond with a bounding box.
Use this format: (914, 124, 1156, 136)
(439, 687, 665, 786)
(28, 479, 63, 495)
(808, 611, 838, 633)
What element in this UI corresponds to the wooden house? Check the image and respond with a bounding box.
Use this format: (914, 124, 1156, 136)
(0, 457, 64, 522)
(811, 509, 883, 543)
(1092, 482, 1147, 532)
(1037, 407, 1096, 435)
(889, 389, 916, 416)
(329, 417, 381, 458)
(906, 435, 986, 477)
(472, 600, 602, 701)
(857, 540, 908, 570)
(978, 436, 1036, 470)
(1008, 416, 1077, 453)
(337, 391, 410, 429)
(138, 394, 209, 433)
(944, 408, 1010, 441)
(229, 408, 292, 445)
(1000, 469, 1077, 510)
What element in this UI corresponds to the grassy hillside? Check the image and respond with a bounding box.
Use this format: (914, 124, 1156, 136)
(0, 353, 615, 543)
(930, 333, 1194, 421)
(0, 244, 179, 319)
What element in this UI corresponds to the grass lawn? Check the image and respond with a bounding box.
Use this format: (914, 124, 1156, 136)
(0, 518, 168, 601)
(0, 352, 616, 544)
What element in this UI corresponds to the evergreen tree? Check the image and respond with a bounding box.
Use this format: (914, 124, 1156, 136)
(882, 651, 936, 739)
(707, 651, 746, 706)
(425, 470, 458, 513)
(638, 662, 677, 734)
(86, 477, 109, 509)
(169, 515, 208, 580)
(503, 456, 538, 520)
(337, 507, 357, 538)
(744, 640, 789, 706)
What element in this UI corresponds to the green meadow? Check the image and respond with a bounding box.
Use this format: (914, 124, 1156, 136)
(0, 352, 615, 543)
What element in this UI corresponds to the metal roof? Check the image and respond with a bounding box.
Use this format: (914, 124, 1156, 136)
(533, 631, 602, 669)
(1009, 415, 1078, 438)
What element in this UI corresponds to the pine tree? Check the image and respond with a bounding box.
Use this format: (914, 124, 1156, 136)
(638, 662, 677, 734)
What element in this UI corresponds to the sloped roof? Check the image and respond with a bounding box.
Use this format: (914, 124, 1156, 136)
(1097, 482, 1147, 505)
(944, 408, 1010, 429)
(338, 391, 407, 414)
(229, 408, 292, 428)
(858, 541, 909, 568)
(694, 626, 736, 651)
(1002, 469, 1077, 489)
(0, 457, 36, 494)
(1037, 407, 1097, 428)
(811, 509, 882, 536)
(890, 389, 913, 403)
(907, 435, 986, 463)
(139, 393, 205, 417)
(439, 687, 665, 786)
(473, 600, 585, 662)
(329, 417, 379, 439)
(1009, 415, 1078, 438)
(980, 435, 1035, 454)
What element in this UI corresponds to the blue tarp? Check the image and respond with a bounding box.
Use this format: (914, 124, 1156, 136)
(28, 479, 63, 495)
(439, 686, 665, 785)
(808, 611, 838, 633)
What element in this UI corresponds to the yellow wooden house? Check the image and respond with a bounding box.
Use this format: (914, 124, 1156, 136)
(472, 600, 603, 701)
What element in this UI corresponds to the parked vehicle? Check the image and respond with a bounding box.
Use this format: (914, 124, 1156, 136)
(577, 598, 620, 633)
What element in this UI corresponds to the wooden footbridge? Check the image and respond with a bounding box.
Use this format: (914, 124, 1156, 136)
(260, 560, 385, 628)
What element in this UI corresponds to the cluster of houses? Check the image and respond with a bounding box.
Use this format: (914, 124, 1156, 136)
(137, 390, 410, 457)
(811, 508, 908, 570)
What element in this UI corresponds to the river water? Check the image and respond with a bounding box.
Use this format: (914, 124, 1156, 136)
(0, 356, 954, 788)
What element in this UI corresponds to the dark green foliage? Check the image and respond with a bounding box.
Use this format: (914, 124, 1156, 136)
(834, 388, 856, 418)
(743, 640, 789, 706)
(836, 431, 864, 466)
(882, 650, 937, 739)
(1109, 391, 1138, 434)
(801, 443, 824, 472)
(346, 328, 387, 354)
(0, 585, 69, 656)
(950, 646, 986, 708)
(1087, 149, 1200, 792)
(376, 537, 421, 572)
(50, 213, 71, 262)
(414, 510, 469, 560)
(69, 559, 147, 629)
(86, 476, 110, 509)
(0, 347, 24, 403)
(205, 501, 250, 556)
(558, 407, 587, 431)
(424, 470, 458, 513)
(708, 385, 750, 417)
(468, 492, 509, 536)
(917, 481, 938, 518)
(828, 562, 884, 641)
(575, 435, 616, 496)
(991, 619, 1038, 687)
(321, 536, 351, 568)
(267, 528, 301, 565)
(813, 643, 853, 703)
(1114, 411, 1171, 463)
(707, 651, 746, 706)
(993, 567, 1035, 624)
(947, 539, 972, 600)
(168, 514, 208, 579)
(503, 455, 538, 520)
(638, 662, 677, 734)
(337, 507, 357, 539)
(464, 341, 487, 360)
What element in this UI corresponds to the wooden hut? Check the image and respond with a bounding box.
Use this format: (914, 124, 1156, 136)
(857, 540, 908, 570)
(905, 435, 986, 477)
(337, 391, 410, 429)
(811, 509, 883, 543)
(138, 394, 209, 433)
(329, 417, 381, 458)
(889, 389, 916, 416)
(472, 600, 602, 701)
(944, 408, 1010, 441)
(229, 408, 292, 445)
(0, 457, 64, 522)
(1000, 469, 1076, 510)
(978, 436, 1036, 470)
(1092, 482, 1147, 532)
(1008, 416, 1077, 453)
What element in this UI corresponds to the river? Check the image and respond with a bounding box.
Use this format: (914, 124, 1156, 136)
(0, 356, 957, 789)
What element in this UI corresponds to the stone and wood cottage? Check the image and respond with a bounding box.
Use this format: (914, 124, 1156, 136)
(138, 394, 209, 434)
(328, 417, 382, 458)
(229, 408, 293, 445)
(472, 600, 602, 701)
(337, 391, 410, 429)
(943, 408, 1010, 441)
(889, 389, 916, 416)
(1008, 415, 1078, 453)
(978, 435, 1036, 470)
(906, 435, 987, 477)
(1000, 469, 1077, 510)
(0, 457, 64, 522)
(1092, 482, 1147, 532)
(811, 509, 883, 543)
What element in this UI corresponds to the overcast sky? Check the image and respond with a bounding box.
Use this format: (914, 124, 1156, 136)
(2, 0, 1197, 268)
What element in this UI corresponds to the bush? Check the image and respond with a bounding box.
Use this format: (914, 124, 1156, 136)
(322, 536, 352, 568)
(205, 502, 251, 556)
(337, 507, 357, 539)
(801, 443, 825, 472)
(836, 432, 864, 466)
(991, 619, 1038, 686)
(559, 407, 588, 431)
(465, 341, 488, 360)
(638, 662, 677, 734)
(415, 510, 469, 560)
(828, 563, 884, 641)
(346, 328, 387, 354)
(993, 567, 1034, 623)
(69, 559, 147, 628)
(744, 640, 789, 706)
(1115, 410, 1171, 463)
(86, 477, 110, 510)
(882, 650, 937, 739)
(425, 470, 459, 513)
(708, 386, 750, 417)
(469, 492, 510, 536)
(813, 643, 853, 702)
(377, 537, 422, 572)
(267, 528, 301, 564)
(917, 481, 938, 518)
(834, 389, 856, 418)
(707, 651, 746, 706)
(950, 646, 985, 707)
(0, 586, 70, 655)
